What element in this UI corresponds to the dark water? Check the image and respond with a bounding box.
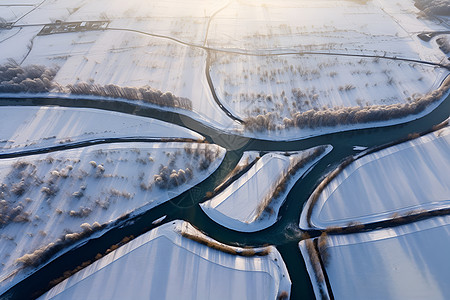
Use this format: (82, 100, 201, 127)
(0, 95, 449, 300)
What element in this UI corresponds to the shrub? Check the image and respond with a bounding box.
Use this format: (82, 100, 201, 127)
(69, 207, 92, 217)
(41, 186, 58, 196)
(278, 291, 289, 300)
(10, 180, 27, 196)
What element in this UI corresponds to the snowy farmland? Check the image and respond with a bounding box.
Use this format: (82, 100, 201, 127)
(317, 216, 450, 299)
(1, 0, 450, 140)
(206, 0, 450, 138)
(201, 146, 331, 232)
(0, 142, 225, 293)
(207, 0, 446, 56)
(0, 0, 236, 130)
(38, 220, 291, 300)
(210, 53, 447, 130)
(300, 119, 450, 230)
(0, 106, 203, 153)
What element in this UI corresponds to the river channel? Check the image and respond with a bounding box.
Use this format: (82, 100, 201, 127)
(1, 94, 449, 299)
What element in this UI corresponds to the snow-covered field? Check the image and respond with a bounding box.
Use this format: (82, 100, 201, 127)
(201, 145, 331, 232)
(0, 0, 236, 131)
(1, 0, 450, 140)
(2, 0, 227, 44)
(0, 142, 225, 294)
(207, 0, 446, 57)
(0, 106, 203, 153)
(212, 150, 260, 193)
(21, 31, 235, 129)
(300, 120, 450, 230)
(206, 0, 450, 138)
(207, 0, 450, 137)
(321, 216, 450, 299)
(210, 52, 446, 127)
(38, 220, 291, 300)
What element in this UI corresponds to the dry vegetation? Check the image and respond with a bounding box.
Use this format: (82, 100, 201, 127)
(180, 230, 270, 257)
(255, 146, 327, 219)
(211, 50, 449, 133)
(0, 63, 192, 110)
(436, 37, 450, 54)
(61, 83, 192, 110)
(213, 154, 260, 194)
(306, 157, 354, 226)
(2, 143, 223, 274)
(245, 76, 450, 131)
(0, 62, 58, 93)
(414, 0, 450, 17)
(47, 234, 135, 288)
(16, 221, 103, 268)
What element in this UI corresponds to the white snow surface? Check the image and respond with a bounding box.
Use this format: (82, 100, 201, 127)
(38, 220, 291, 300)
(301, 121, 450, 230)
(210, 53, 447, 123)
(202, 146, 332, 232)
(1, 0, 449, 141)
(323, 216, 450, 300)
(0, 106, 203, 153)
(207, 0, 446, 58)
(0, 142, 225, 294)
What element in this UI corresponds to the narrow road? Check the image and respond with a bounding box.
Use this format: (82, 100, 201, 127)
(205, 51, 245, 124)
(105, 26, 450, 70)
(202, 0, 233, 47)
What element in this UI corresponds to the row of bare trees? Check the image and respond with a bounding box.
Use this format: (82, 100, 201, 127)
(0, 63, 193, 110)
(245, 76, 450, 132)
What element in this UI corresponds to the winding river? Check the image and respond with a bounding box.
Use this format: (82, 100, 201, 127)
(1, 94, 449, 299)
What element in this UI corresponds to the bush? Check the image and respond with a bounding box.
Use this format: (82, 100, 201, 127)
(41, 186, 58, 196)
(69, 207, 92, 217)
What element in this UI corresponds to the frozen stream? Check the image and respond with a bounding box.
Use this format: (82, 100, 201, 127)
(0, 93, 449, 299)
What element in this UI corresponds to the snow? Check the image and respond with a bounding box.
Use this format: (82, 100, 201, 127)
(18, 29, 236, 131)
(0, 106, 203, 153)
(352, 146, 368, 151)
(0, 142, 225, 294)
(210, 53, 447, 123)
(1, 0, 449, 141)
(12, 0, 228, 44)
(207, 0, 446, 59)
(38, 220, 291, 300)
(322, 216, 450, 300)
(0, 6, 31, 23)
(151, 215, 166, 225)
(205, 0, 450, 139)
(300, 120, 450, 230)
(201, 146, 332, 232)
(213, 151, 260, 193)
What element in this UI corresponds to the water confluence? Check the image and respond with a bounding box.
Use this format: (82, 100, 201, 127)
(0, 94, 449, 300)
